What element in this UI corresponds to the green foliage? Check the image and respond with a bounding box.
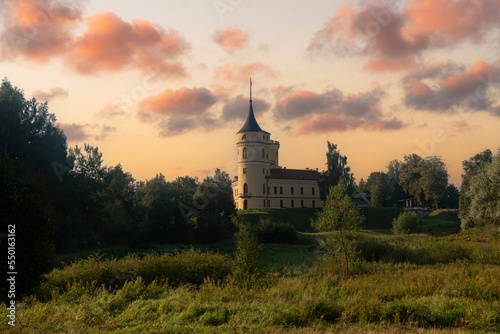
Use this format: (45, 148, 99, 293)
(39, 249, 232, 300)
(461, 153, 500, 229)
(319, 141, 355, 200)
(254, 218, 297, 244)
(365, 171, 393, 207)
(0, 157, 55, 302)
(313, 181, 364, 277)
(234, 224, 265, 275)
(392, 211, 422, 234)
(398, 154, 448, 207)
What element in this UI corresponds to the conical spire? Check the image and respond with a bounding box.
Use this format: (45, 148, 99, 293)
(237, 78, 269, 134)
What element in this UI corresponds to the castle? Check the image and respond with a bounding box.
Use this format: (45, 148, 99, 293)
(232, 82, 323, 210)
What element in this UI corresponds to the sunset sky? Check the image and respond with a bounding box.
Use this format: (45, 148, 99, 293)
(1, 0, 499, 186)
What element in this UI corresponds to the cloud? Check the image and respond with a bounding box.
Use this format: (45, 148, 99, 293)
(97, 103, 127, 119)
(33, 87, 68, 101)
(214, 62, 276, 82)
(138, 87, 219, 137)
(0, 0, 83, 63)
(212, 27, 249, 53)
(221, 95, 270, 122)
(403, 60, 500, 116)
(139, 87, 217, 119)
(57, 122, 89, 142)
(67, 12, 190, 76)
(272, 87, 406, 135)
(0, 2, 191, 76)
(307, 0, 500, 72)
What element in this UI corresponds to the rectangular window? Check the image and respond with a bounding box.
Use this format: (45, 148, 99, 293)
(312, 200, 315, 208)
(280, 200, 283, 208)
(263, 168, 265, 174)
(280, 187, 283, 195)
(243, 168, 247, 174)
(301, 200, 304, 208)
(291, 200, 294, 208)
(301, 187, 304, 195)
(291, 187, 294, 195)
(274, 186, 277, 194)
(268, 200, 270, 207)
(312, 187, 315, 195)
(263, 200, 266, 207)
(263, 184, 266, 194)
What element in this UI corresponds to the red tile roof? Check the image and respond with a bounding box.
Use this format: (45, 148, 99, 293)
(266, 168, 322, 180)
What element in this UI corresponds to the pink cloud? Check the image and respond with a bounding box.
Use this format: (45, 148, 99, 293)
(0, 0, 83, 63)
(0, 2, 191, 76)
(403, 60, 500, 115)
(212, 27, 249, 53)
(308, 0, 500, 72)
(67, 12, 190, 76)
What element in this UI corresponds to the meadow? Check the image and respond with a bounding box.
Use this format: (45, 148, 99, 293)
(2, 209, 499, 333)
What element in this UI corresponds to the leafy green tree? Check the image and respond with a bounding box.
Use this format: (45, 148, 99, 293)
(365, 172, 393, 207)
(462, 152, 500, 228)
(419, 156, 448, 208)
(386, 159, 409, 204)
(459, 149, 494, 229)
(319, 141, 355, 200)
(441, 184, 459, 209)
(399, 154, 425, 205)
(0, 157, 55, 301)
(313, 181, 364, 277)
(234, 224, 265, 275)
(203, 168, 233, 195)
(0, 79, 68, 179)
(398, 154, 448, 207)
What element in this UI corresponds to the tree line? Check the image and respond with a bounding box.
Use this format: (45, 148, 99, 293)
(0, 79, 235, 300)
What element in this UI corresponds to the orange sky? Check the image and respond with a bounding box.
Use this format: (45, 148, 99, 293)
(1, 0, 499, 186)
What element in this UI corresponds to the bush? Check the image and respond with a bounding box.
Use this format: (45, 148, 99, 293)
(355, 238, 394, 262)
(38, 249, 233, 300)
(255, 218, 297, 244)
(234, 225, 265, 274)
(392, 212, 422, 234)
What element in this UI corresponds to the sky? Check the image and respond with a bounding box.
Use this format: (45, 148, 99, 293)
(1, 0, 499, 186)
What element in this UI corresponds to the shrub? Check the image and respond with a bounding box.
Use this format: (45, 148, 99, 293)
(234, 225, 265, 274)
(38, 249, 233, 300)
(355, 238, 394, 262)
(427, 241, 470, 263)
(392, 211, 422, 234)
(255, 218, 297, 244)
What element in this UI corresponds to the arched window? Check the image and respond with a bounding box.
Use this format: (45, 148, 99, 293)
(243, 147, 248, 159)
(244, 183, 248, 194)
(262, 148, 265, 159)
(242, 135, 246, 140)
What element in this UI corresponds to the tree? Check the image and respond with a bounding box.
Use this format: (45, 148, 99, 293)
(459, 149, 494, 229)
(312, 180, 364, 277)
(234, 224, 265, 275)
(203, 168, 233, 195)
(319, 141, 355, 200)
(0, 157, 55, 301)
(365, 172, 392, 207)
(441, 184, 459, 209)
(398, 154, 448, 207)
(419, 156, 448, 208)
(461, 152, 500, 228)
(399, 154, 425, 205)
(386, 159, 409, 204)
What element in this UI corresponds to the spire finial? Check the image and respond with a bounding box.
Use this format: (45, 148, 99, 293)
(250, 77, 252, 102)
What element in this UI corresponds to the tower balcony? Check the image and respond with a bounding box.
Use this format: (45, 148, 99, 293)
(239, 192, 252, 198)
